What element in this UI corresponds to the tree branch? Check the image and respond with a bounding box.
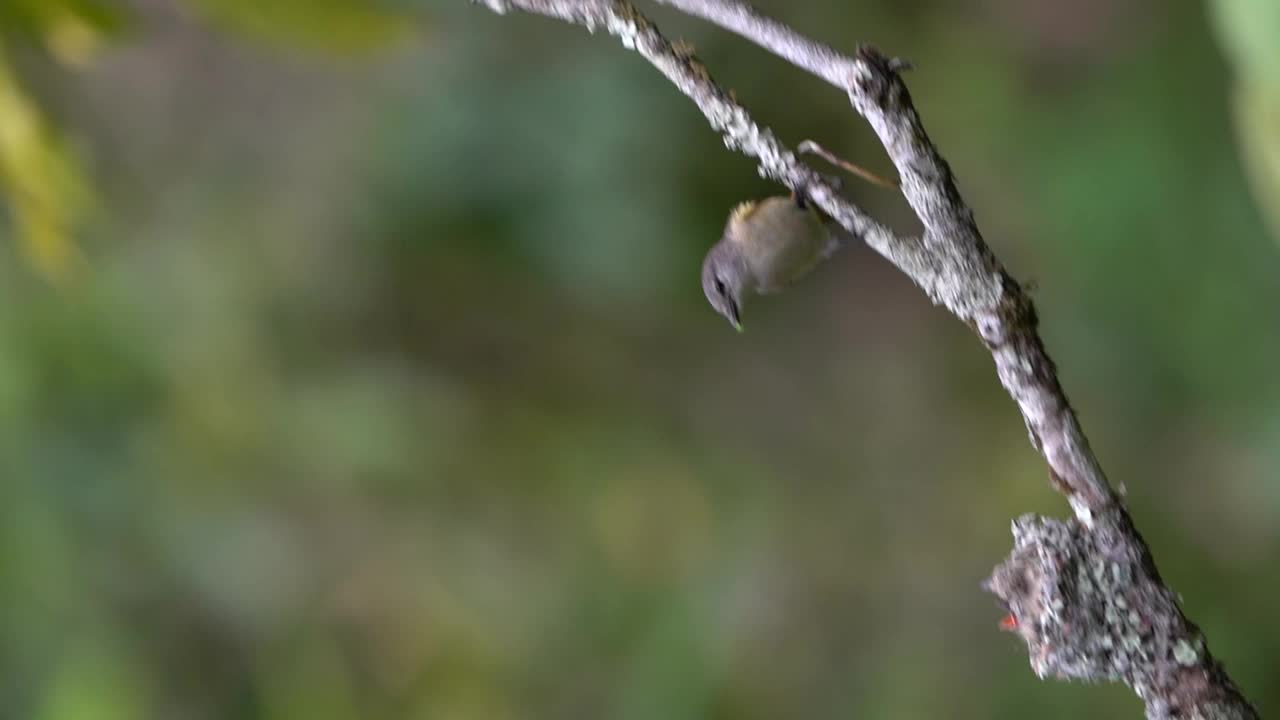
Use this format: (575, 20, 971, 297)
(472, 1, 1261, 717)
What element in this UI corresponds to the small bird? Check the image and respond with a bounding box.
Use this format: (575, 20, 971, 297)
(701, 194, 840, 331)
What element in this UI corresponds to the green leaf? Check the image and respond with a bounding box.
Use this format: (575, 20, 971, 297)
(182, 0, 416, 53)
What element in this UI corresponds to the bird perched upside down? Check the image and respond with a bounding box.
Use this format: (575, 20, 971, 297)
(700, 194, 840, 331)
(700, 142, 898, 331)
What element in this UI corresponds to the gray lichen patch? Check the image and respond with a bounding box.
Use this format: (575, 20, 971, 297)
(986, 513, 1247, 719)
(1173, 638, 1201, 666)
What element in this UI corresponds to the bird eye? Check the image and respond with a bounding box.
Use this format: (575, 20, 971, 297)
(714, 277, 726, 296)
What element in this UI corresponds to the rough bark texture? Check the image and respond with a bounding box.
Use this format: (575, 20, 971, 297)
(471, 1, 1261, 717)
(987, 515, 1256, 720)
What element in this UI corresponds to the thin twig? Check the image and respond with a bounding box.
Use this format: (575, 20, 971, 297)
(472, 2, 1261, 717)
(797, 139, 897, 189)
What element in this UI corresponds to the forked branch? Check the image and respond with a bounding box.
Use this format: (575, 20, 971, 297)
(472, 1, 1260, 717)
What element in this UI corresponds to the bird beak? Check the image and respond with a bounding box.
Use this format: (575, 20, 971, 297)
(728, 300, 742, 332)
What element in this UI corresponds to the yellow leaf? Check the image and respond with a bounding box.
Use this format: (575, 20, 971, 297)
(45, 9, 107, 68)
(0, 0, 124, 62)
(0, 49, 91, 282)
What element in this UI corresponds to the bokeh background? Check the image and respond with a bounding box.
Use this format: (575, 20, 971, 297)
(2, 0, 1278, 718)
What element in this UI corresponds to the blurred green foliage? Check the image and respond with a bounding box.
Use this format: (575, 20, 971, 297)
(0, 0, 123, 45)
(0, 0, 415, 282)
(1, 1, 1278, 719)
(1211, 0, 1280, 243)
(184, 0, 416, 52)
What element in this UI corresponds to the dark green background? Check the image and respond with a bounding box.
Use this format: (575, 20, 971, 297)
(1, 1, 1277, 718)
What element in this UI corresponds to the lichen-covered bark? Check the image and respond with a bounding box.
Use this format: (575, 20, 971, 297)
(472, 1, 1261, 717)
(987, 512, 1255, 720)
